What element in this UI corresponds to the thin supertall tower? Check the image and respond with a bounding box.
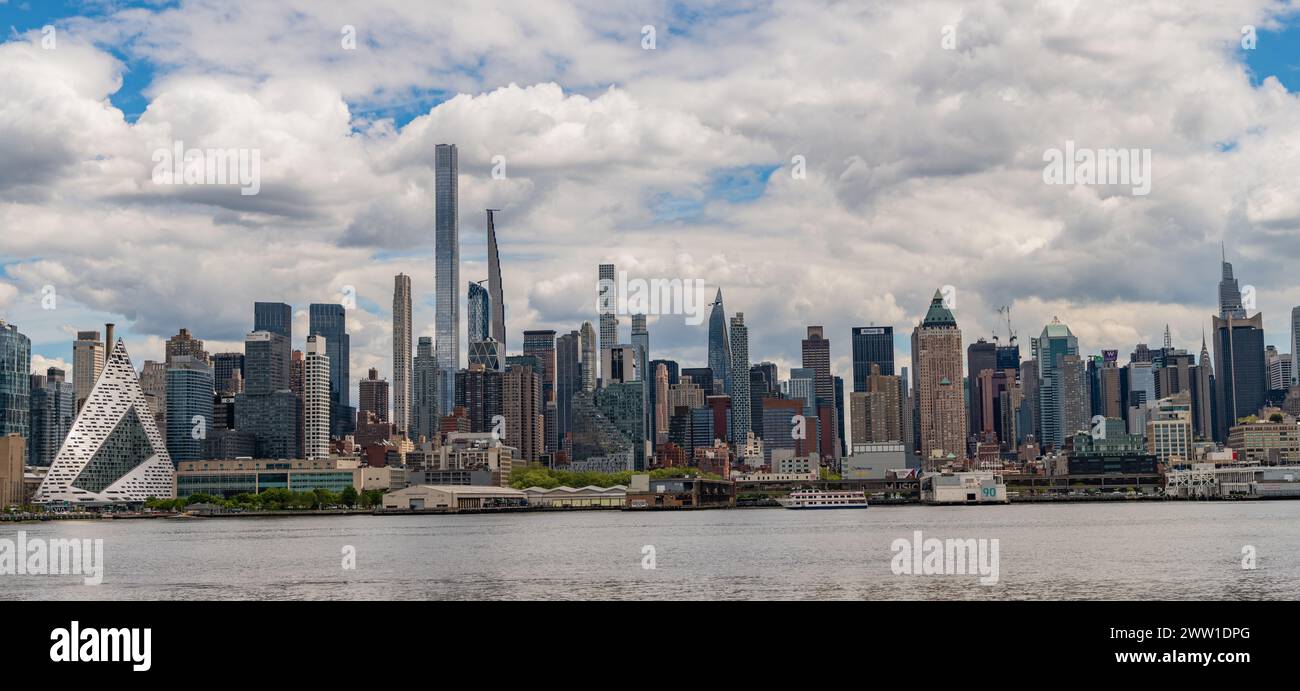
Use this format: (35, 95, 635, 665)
(435, 143, 460, 415)
(598, 263, 618, 385)
(487, 209, 506, 364)
(392, 273, 413, 436)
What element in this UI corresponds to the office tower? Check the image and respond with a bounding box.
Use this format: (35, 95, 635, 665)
(253, 301, 292, 339)
(393, 273, 413, 436)
(35, 340, 175, 505)
(1212, 312, 1267, 441)
(761, 398, 815, 463)
(523, 329, 558, 451)
(359, 368, 390, 423)
(598, 263, 619, 385)
(595, 381, 647, 469)
(455, 363, 504, 434)
(211, 352, 245, 394)
(729, 312, 751, 445)
(1146, 393, 1193, 465)
(556, 331, 581, 441)
(1033, 318, 1082, 449)
(303, 335, 330, 460)
(631, 314, 650, 445)
(996, 342, 1021, 372)
(706, 395, 732, 445)
(73, 330, 105, 412)
(486, 209, 507, 358)
(654, 363, 670, 443)
(0, 321, 30, 441)
(0, 433, 22, 508)
(851, 363, 903, 444)
(468, 281, 490, 344)
(749, 364, 776, 440)
(801, 326, 836, 459)
(579, 321, 597, 392)
(139, 360, 167, 431)
(28, 368, 74, 467)
(1194, 335, 1215, 440)
(504, 363, 543, 461)
(911, 290, 967, 466)
(681, 367, 715, 397)
(165, 354, 213, 463)
(852, 326, 895, 390)
(435, 143, 461, 415)
(788, 368, 817, 415)
(1097, 357, 1124, 419)
(411, 337, 439, 443)
(1158, 350, 1196, 399)
(165, 328, 208, 366)
(833, 375, 847, 457)
(966, 338, 998, 440)
(1218, 248, 1247, 319)
(1056, 354, 1091, 442)
(571, 389, 637, 470)
(668, 375, 706, 410)
(602, 344, 639, 385)
(1266, 346, 1292, 391)
(708, 288, 731, 395)
(235, 330, 298, 459)
(309, 303, 353, 437)
(1292, 306, 1300, 388)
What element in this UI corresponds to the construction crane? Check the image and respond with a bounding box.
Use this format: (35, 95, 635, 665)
(997, 306, 1016, 344)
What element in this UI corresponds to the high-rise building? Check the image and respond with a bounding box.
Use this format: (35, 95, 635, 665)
(435, 143, 461, 416)
(523, 329, 558, 452)
(1212, 312, 1267, 441)
(654, 362, 670, 444)
(165, 354, 213, 463)
(303, 335, 330, 460)
(235, 330, 298, 459)
(254, 302, 292, 340)
(411, 336, 439, 443)
(1147, 393, 1193, 465)
(359, 367, 390, 423)
(0, 433, 22, 509)
(504, 363, 543, 462)
(598, 263, 618, 385)
(631, 314, 650, 445)
(165, 328, 208, 366)
(602, 344, 640, 385)
(966, 338, 998, 442)
(911, 290, 966, 466)
(468, 281, 490, 344)
(1218, 249, 1247, 319)
(393, 274, 413, 436)
(35, 340, 175, 505)
(211, 352, 245, 394)
(852, 326, 895, 390)
(579, 321, 597, 392)
(1292, 306, 1300, 389)
(72, 330, 105, 412)
(556, 331, 582, 442)
(486, 209, 507, 359)
(1194, 334, 1215, 440)
(455, 363, 504, 434)
(729, 312, 751, 445)
(850, 363, 903, 445)
(708, 289, 731, 395)
(1033, 318, 1084, 449)
(309, 303, 352, 437)
(28, 367, 74, 467)
(802, 326, 837, 459)
(1265, 346, 1292, 391)
(0, 321, 30, 441)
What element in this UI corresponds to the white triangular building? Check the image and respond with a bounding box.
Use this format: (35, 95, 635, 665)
(35, 339, 175, 506)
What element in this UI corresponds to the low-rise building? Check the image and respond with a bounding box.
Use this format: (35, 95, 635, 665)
(523, 485, 626, 508)
(175, 458, 359, 498)
(625, 473, 735, 509)
(1226, 418, 1300, 465)
(842, 442, 907, 480)
(920, 471, 1007, 504)
(381, 484, 527, 511)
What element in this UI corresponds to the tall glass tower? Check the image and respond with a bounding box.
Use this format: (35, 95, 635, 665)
(708, 288, 731, 396)
(309, 303, 351, 437)
(392, 274, 413, 437)
(435, 143, 460, 416)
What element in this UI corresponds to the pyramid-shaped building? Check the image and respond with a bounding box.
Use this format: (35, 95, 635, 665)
(35, 339, 175, 506)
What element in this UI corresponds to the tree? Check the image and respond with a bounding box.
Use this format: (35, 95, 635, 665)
(340, 486, 358, 507)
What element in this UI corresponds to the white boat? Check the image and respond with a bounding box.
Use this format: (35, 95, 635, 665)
(777, 489, 869, 509)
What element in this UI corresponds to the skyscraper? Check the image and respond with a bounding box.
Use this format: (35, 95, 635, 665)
(253, 302, 292, 340)
(0, 321, 30, 441)
(579, 321, 597, 392)
(802, 326, 836, 459)
(966, 338, 998, 443)
(359, 368, 390, 423)
(72, 330, 105, 412)
(504, 362, 543, 461)
(35, 339, 175, 505)
(309, 303, 352, 437)
(165, 354, 213, 463)
(165, 328, 208, 366)
(911, 290, 966, 466)
(556, 331, 582, 442)
(468, 281, 490, 344)
(435, 143, 460, 415)
(1218, 248, 1247, 319)
(236, 330, 298, 459)
(708, 289, 731, 395)
(729, 312, 751, 444)
(598, 263, 618, 386)
(211, 352, 245, 394)
(411, 336, 439, 443)
(852, 326, 895, 390)
(486, 209, 507, 360)
(631, 314, 650, 444)
(303, 335, 330, 460)
(393, 274, 413, 436)
(1292, 306, 1300, 388)
(1033, 318, 1084, 449)
(28, 367, 74, 467)
(1212, 312, 1266, 441)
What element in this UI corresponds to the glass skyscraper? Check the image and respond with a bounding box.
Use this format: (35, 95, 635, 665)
(435, 143, 460, 416)
(309, 303, 352, 437)
(0, 321, 31, 440)
(165, 355, 214, 463)
(851, 326, 894, 391)
(253, 301, 292, 340)
(707, 288, 731, 396)
(468, 281, 490, 344)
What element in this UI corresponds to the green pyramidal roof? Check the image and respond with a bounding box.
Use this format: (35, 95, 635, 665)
(922, 289, 957, 327)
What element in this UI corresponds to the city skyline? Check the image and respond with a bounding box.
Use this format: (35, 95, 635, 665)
(3, 2, 1300, 417)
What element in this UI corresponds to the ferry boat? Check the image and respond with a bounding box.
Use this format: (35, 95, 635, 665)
(777, 489, 869, 509)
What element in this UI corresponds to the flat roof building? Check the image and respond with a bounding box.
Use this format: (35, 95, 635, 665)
(382, 484, 527, 511)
